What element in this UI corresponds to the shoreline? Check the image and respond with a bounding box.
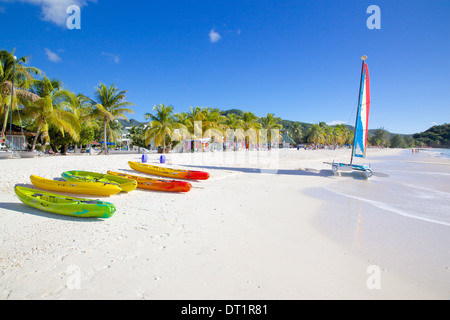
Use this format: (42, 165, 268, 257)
(309, 149, 450, 298)
(0, 148, 447, 299)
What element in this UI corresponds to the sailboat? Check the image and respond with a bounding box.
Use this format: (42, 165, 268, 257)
(329, 56, 373, 178)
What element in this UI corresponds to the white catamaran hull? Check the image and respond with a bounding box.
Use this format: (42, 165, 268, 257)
(0, 151, 13, 160)
(17, 151, 38, 159)
(331, 161, 373, 179)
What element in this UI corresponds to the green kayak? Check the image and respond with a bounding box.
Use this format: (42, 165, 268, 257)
(61, 171, 137, 192)
(15, 186, 116, 219)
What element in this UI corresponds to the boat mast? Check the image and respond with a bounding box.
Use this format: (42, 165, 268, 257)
(351, 56, 367, 165)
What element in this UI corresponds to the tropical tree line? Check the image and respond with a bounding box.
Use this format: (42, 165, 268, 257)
(134, 112, 436, 152)
(413, 124, 450, 148)
(3, 49, 440, 155)
(0, 49, 134, 154)
(134, 107, 360, 152)
(134, 105, 283, 152)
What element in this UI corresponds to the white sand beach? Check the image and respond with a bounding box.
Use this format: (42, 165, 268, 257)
(0, 148, 449, 300)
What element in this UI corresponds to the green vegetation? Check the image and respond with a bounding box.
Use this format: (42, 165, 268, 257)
(2, 48, 446, 154)
(92, 83, 135, 154)
(144, 104, 183, 154)
(413, 124, 450, 148)
(0, 49, 135, 154)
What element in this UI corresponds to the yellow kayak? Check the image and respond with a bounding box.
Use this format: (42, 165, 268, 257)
(30, 175, 122, 197)
(129, 161, 210, 180)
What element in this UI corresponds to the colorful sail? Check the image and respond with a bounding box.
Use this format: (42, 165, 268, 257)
(353, 62, 371, 159)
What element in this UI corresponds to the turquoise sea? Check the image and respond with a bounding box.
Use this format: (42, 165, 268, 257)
(318, 150, 450, 226)
(422, 148, 450, 159)
(307, 149, 450, 298)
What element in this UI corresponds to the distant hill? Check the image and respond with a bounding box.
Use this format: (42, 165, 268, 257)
(222, 109, 313, 133)
(221, 109, 244, 117)
(413, 123, 450, 148)
(117, 118, 144, 127)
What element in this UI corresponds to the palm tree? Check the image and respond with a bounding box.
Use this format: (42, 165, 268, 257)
(260, 113, 283, 150)
(68, 94, 100, 151)
(144, 104, 183, 154)
(224, 113, 243, 130)
(222, 114, 244, 150)
(241, 112, 262, 150)
(289, 122, 303, 144)
(0, 50, 41, 135)
(341, 125, 353, 145)
(307, 124, 326, 146)
(93, 83, 135, 154)
(202, 108, 226, 131)
(174, 111, 190, 128)
(70, 94, 98, 127)
(23, 77, 80, 151)
(331, 124, 350, 146)
(185, 106, 206, 138)
(324, 125, 335, 146)
(332, 125, 343, 146)
(202, 107, 226, 146)
(187, 106, 205, 122)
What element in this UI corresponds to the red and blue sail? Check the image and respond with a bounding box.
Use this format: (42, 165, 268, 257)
(353, 62, 371, 159)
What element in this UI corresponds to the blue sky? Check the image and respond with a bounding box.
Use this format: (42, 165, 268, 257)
(1, 0, 449, 134)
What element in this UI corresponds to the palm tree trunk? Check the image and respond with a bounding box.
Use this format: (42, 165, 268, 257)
(103, 119, 108, 155)
(163, 135, 166, 154)
(31, 124, 42, 152)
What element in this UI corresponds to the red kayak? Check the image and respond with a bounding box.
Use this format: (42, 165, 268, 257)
(108, 171, 192, 192)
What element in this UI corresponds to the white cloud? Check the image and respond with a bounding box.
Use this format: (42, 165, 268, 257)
(102, 52, 120, 64)
(45, 48, 61, 62)
(327, 120, 348, 126)
(209, 29, 221, 43)
(1, 0, 95, 26)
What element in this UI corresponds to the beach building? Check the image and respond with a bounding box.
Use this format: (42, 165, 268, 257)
(281, 131, 295, 148)
(1, 124, 36, 151)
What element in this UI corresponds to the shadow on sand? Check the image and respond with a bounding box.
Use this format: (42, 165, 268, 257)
(118, 164, 383, 180)
(4, 184, 111, 222)
(176, 164, 337, 177)
(175, 164, 383, 180)
(0, 201, 104, 222)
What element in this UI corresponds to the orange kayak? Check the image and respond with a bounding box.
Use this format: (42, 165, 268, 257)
(107, 171, 192, 193)
(128, 161, 210, 180)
